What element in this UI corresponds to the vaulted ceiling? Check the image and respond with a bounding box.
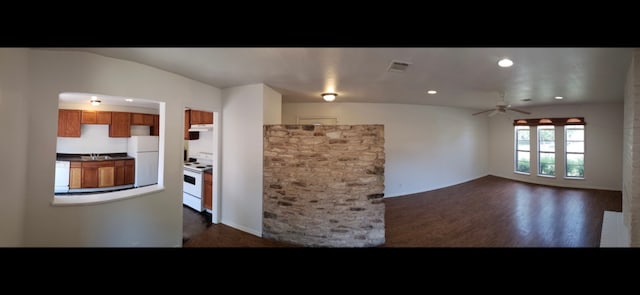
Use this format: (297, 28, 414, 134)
(48, 48, 632, 110)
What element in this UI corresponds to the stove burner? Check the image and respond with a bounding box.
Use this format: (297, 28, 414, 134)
(206, 165, 212, 167)
(184, 163, 192, 166)
(196, 166, 206, 169)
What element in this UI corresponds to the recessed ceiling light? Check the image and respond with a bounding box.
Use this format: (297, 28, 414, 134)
(125, 98, 134, 102)
(521, 98, 532, 102)
(321, 92, 337, 102)
(427, 90, 437, 95)
(554, 96, 564, 100)
(498, 58, 514, 68)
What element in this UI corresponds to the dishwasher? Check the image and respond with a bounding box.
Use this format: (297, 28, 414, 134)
(54, 161, 70, 193)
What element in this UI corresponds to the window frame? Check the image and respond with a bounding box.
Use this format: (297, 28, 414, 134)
(514, 126, 531, 175)
(565, 125, 585, 179)
(537, 125, 556, 177)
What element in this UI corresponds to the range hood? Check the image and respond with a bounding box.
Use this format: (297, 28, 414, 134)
(188, 124, 213, 132)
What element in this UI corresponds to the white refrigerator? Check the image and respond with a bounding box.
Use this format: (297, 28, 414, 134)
(127, 136, 159, 187)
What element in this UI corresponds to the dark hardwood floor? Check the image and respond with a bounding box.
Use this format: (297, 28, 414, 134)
(184, 175, 622, 247)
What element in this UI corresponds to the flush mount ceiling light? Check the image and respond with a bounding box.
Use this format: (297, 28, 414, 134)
(90, 96, 101, 106)
(497, 58, 514, 68)
(427, 90, 437, 95)
(322, 92, 337, 102)
(125, 98, 133, 102)
(554, 96, 564, 100)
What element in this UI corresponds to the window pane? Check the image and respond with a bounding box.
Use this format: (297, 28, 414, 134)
(566, 141, 584, 153)
(539, 152, 555, 176)
(538, 128, 555, 152)
(517, 128, 530, 151)
(516, 151, 530, 173)
(566, 153, 584, 178)
(566, 128, 584, 141)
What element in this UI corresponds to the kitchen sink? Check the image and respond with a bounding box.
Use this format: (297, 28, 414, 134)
(81, 155, 112, 160)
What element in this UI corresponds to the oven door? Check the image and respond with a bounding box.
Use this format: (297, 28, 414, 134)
(183, 169, 203, 197)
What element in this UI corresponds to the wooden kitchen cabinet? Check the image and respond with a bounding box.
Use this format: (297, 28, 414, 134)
(98, 166, 115, 187)
(69, 161, 82, 189)
(109, 112, 131, 137)
(81, 162, 100, 188)
(204, 172, 212, 210)
(114, 160, 125, 186)
(184, 110, 199, 140)
(81, 111, 112, 124)
(151, 114, 160, 136)
(124, 159, 135, 185)
(131, 113, 154, 126)
(57, 109, 82, 137)
(190, 110, 213, 124)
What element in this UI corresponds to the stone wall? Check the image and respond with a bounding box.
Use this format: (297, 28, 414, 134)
(263, 125, 385, 247)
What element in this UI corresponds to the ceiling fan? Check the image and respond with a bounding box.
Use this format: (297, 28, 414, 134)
(472, 92, 531, 117)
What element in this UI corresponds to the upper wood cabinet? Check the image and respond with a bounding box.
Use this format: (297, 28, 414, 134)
(81, 111, 112, 124)
(109, 112, 131, 137)
(151, 114, 160, 136)
(131, 113, 154, 126)
(184, 110, 199, 140)
(190, 110, 213, 125)
(57, 109, 82, 137)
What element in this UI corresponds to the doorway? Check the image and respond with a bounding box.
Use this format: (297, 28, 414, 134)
(182, 106, 220, 243)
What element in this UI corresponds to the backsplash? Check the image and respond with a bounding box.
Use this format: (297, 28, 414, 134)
(56, 125, 129, 154)
(188, 129, 214, 159)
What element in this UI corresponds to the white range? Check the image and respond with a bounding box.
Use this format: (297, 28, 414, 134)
(183, 156, 212, 212)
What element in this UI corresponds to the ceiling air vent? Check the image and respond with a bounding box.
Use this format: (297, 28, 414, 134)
(387, 60, 411, 73)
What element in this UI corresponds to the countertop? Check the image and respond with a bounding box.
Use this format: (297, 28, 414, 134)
(56, 153, 135, 162)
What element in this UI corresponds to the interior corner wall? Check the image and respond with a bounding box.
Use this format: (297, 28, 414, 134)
(24, 49, 221, 246)
(0, 48, 29, 246)
(489, 103, 623, 191)
(222, 83, 282, 236)
(282, 102, 489, 197)
(623, 49, 640, 246)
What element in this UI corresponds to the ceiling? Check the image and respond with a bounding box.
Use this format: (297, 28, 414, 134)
(49, 48, 632, 110)
(59, 92, 160, 109)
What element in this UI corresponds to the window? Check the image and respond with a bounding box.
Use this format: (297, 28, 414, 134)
(538, 126, 555, 176)
(565, 125, 584, 178)
(515, 126, 530, 173)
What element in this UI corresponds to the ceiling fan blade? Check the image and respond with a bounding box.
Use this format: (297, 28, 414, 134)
(472, 109, 494, 116)
(488, 109, 500, 117)
(508, 108, 531, 114)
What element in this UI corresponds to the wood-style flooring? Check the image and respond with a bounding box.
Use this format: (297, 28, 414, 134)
(183, 175, 622, 247)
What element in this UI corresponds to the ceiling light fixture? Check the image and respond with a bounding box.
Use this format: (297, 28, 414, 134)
(427, 90, 437, 95)
(125, 98, 133, 102)
(498, 58, 514, 68)
(90, 96, 101, 106)
(554, 96, 564, 100)
(322, 92, 337, 102)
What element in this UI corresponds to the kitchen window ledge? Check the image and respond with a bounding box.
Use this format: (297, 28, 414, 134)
(51, 185, 165, 206)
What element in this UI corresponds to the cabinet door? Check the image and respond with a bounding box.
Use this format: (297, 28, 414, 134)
(98, 166, 115, 187)
(190, 110, 202, 124)
(69, 162, 82, 189)
(124, 160, 135, 185)
(151, 115, 160, 136)
(82, 167, 99, 188)
(184, 110, 199, 140)
(143, 114, 154, 125)
(202, 111, 213, 124)
(109, 112, 131, 137)
(96, 111, 112, 124)
(58, 109, 82, 137)
(114, 160, 125, 186)
(81, 111, 97, 124)
(204, 173, 212, 210)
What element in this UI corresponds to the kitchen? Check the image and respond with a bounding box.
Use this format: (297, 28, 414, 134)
(54, 92, 161, 196)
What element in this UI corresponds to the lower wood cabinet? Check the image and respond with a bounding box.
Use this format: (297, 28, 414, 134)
(69, 162, 82, 189)
(204, 172, 212, 210)
(76, 159, 135, 189)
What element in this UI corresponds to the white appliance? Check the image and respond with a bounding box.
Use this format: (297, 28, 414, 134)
(183, 153, 212, 212)
(127, 136, 159, 187)
(54, 161, 70, 193)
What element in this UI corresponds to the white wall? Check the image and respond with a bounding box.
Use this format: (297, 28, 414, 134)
(263, 85, 282, 124)
(489, 103, 623, 191)
(282, 102, 489, 198)
(187, 128, 213, 159)
(0, 48, 29, 246)
(24, 49, 221, 246)
(221, 84, 282, 236)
